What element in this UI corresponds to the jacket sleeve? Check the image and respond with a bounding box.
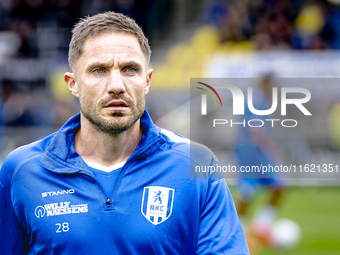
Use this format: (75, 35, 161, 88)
(196, 175, 250, 254)
(0, 155, 30, 254)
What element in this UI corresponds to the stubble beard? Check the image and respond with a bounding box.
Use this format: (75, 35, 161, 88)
(80, 94, 145, 135)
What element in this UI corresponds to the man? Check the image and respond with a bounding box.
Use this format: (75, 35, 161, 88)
(234, 76, 285, 247)
(0, 12, 249, 254)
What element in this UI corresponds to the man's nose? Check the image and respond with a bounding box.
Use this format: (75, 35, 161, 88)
(107, 70, 126, 95)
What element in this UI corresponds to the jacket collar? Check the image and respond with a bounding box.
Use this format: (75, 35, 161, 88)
(40, 110, 165, 174)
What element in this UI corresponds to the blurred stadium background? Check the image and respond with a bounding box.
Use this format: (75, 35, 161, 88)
(0, 0, 339, 254)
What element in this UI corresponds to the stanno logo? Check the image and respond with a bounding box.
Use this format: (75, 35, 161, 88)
(34, 201, 88, 218)
(141, 186, 174, 225)
(42, 189, 75, 197)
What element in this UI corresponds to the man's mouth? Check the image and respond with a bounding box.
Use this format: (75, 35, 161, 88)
(105, 100, 128, 110)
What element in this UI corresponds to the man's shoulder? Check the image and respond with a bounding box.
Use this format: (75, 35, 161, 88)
(1, 132, 56, 172)
(159, 128, 217, 165)
(159, 128, 190, 147)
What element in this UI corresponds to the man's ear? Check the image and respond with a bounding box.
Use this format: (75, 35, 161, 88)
(64, 72, 79, 98)
(145, 69, 153, 96)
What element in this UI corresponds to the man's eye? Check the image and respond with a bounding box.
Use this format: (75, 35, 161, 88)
(94, 68, 105, 74)
(126, 67, 136, 73)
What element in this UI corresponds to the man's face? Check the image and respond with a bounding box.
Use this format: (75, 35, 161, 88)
(67, 32, 152, 134)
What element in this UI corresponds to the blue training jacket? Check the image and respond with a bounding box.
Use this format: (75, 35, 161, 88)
(0, 110, 249, 255)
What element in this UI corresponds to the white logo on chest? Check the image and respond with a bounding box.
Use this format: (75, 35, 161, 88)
(141, 186, 174, 225)
(35, 201, 88, 218)
(42, 189, 75, 197)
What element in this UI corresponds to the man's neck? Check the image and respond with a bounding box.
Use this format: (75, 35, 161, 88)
(74, 115, 142, 167)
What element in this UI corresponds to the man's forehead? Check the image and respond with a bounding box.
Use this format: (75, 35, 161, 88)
(79, 32, 146, 66)
(83, 32, 141, 53)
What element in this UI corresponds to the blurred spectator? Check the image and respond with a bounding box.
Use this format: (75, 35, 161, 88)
(219, 2, 252, 42)
(293, 3, 329, 49)
(203, 0, 340, 50)
(1, 79, 35, 126)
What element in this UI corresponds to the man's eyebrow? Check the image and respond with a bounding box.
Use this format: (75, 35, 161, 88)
(120, 60, 143, 70)
(85, 60, 144, 72)
(85, 62, 108, 72)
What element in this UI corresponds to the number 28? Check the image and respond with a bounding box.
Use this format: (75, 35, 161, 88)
(56, 222, 69, 233)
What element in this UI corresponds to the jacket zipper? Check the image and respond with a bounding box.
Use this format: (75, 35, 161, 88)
(106, 136, 164, 210)
(77, 171, 110, 209)
(75, 136, 164, 210)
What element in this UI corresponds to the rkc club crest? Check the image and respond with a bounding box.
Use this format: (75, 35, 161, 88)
(141, 186, 174, 225)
